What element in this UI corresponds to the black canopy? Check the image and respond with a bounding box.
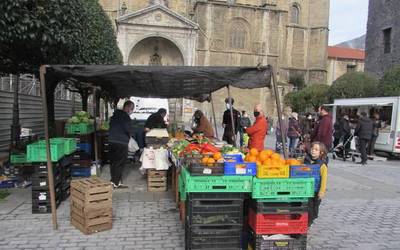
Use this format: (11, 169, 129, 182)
(44, 65, 272, 101)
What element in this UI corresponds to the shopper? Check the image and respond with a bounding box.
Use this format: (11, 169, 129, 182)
(304, 141, 328, 226)
(239, 110, 251, 147)
(355, 112, 374, 165)
(145, 108, 167, 131)
(109, 100, 134, 188)
(246, 104, 268, 151)
(275, 115, 289, 153)
(368, 112, 381, 155)
(312, 105, 333, 150)
(340, 114, 351, 157)
(222, 97, 240, 145)
(192, 110, 214, 138)
(287, 112, 302, 155)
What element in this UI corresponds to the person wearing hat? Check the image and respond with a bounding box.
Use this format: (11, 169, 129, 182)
(287, 112, 302, 155)
(222, 97, 241, 145)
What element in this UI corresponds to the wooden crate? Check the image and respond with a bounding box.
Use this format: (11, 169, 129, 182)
(147, 169, 167, 192)
(70, 177, 112, 234)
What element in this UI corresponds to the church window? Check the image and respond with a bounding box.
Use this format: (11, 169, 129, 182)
(383, 27, 392, 54)
(291, 4, 300, 24)
(229, 20, 249, 50)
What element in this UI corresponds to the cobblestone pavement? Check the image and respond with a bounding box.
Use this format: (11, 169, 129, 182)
(1, 156, 400, 249)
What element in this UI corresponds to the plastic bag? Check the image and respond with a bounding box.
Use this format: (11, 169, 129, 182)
(128, 137, 139, 153)
(154, 147, 171, 170)
(140, 147, 156, 169)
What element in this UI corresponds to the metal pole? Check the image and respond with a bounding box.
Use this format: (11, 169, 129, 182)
(92, 88, 99, 163)
(227, 86, 237, 147)
(39, 65, 58, 230)
(271, 68, 288, 158)
(210, 93, 218, 139)
(11, 74, 21, 150)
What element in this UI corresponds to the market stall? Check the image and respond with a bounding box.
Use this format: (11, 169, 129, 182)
(37, 64, 298, 244)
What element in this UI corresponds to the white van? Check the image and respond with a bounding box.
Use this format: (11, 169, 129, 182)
(331, 96, 400, 157)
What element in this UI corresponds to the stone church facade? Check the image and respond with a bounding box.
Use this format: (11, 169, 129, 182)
(99, 0, 329, 122)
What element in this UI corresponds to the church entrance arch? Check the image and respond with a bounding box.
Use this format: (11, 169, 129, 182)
(128, 36, 184, 66)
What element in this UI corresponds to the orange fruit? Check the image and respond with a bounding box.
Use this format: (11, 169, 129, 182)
(250, 148, 259, 157)
(256, 161, 262, 166)
(258, 154, 269, 162)
(259, 150, 268, 159)
(265, 149, 274, 157)
(201, 157, 209, 164)
(271, 153, 282, 161)
(207, 158, 216, 166)
(213, 152, 222, 161)
(248, 155, 257, 163)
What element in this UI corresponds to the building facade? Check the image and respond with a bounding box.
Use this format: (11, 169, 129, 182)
(365, 0, 400, 78)
(327, 46, 365, 85)
(99, 0, 329, 121)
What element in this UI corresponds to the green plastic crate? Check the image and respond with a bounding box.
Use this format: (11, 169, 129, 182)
(178, 174, 186, 201)
(179, 167, 252, 200)
(27, 141, 65, 162)
(51, 138, 77, 155)
(252, 178, 315, 199)
(10, 153, 30, 164)
(66, 123, 94, 135)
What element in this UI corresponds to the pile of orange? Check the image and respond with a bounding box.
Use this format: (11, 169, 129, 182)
(201, 152, 223, 166)
(245, 148, 302, 167)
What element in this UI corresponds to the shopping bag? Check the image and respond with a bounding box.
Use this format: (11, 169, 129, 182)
(154, 147, 171, 170)
(128, 137, 139, 153)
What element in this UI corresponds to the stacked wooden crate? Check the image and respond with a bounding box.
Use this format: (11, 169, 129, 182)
(70, 177, 112, 234)
(147, 169, 168, 192)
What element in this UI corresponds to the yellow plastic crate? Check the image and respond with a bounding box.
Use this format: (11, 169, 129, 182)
(256, 165, 289, 179)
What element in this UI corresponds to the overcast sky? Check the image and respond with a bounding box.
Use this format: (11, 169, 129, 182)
(329, 0, 369, 45)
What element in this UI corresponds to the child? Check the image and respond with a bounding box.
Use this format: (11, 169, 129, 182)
(304, 141, 328, 226)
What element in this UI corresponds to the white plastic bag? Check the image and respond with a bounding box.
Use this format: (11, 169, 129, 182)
(128, 138, 139, 153)
(154, 147, 171, 170)
(140, 147, 156, 169)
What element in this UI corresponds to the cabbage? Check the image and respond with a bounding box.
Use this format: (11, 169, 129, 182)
(81, 117, 90, 124)
(70, 116, 80, 124)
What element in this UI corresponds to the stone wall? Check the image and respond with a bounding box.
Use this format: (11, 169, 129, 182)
(327, 58, 365, 85)
(365, 0, 400, 78)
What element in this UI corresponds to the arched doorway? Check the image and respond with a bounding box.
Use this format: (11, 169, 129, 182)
(128, 37, 184, 66)
(128, 37, 185, 123)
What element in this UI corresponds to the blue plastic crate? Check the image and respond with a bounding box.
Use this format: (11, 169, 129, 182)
(224, 162, 257, 176)
(71, 167, 91, 177)
(290, 164, 321, 192)
(77, 143, 92, 154)
(0, 178, 18, 188)
(223, 154, 243, 163)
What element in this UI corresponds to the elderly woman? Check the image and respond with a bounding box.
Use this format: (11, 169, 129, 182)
(287, 112, 302, 154)
(192, 110, 214, 138)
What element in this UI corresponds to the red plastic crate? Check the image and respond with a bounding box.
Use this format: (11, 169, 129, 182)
(248, 208, 308, 235)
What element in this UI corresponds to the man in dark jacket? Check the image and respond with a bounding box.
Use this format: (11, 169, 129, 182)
(144, 108, 167, 132)
(355, 112, 374, 165)
(312, 106, 333, 150)
(222, 98, 240, 145)
(109, 100, 134, 188)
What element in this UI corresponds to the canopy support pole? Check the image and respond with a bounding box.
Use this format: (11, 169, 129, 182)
(39, 65, 58, 230)
(227, 85, 237, 147)
(271, 68, 288, 158)
(210, 93, 218, 139)
(92, 87, 99, 164)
